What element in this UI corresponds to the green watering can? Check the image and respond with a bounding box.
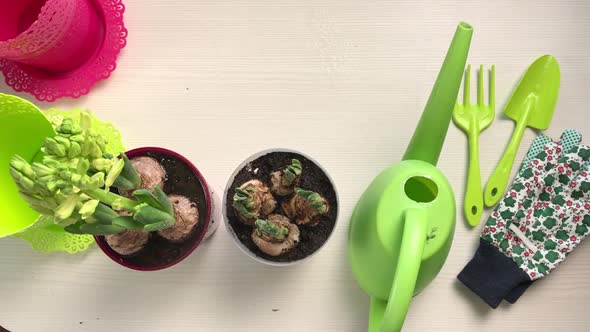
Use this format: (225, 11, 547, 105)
(349, 22, 472, 332)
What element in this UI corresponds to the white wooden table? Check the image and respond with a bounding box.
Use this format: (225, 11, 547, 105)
(1, 0, 590, 331)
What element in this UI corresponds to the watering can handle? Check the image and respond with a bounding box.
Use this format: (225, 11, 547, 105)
(375, 207, 428, 332)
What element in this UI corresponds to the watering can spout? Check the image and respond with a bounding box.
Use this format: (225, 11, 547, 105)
(402, 22, 473, 166)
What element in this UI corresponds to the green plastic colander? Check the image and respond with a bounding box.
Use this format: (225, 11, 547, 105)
(0, 94, 125, 254)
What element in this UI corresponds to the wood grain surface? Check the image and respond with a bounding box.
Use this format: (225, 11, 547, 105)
(1, 0, 589, 331)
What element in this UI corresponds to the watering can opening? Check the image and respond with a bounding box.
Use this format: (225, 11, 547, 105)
(404, 176, 438, 203)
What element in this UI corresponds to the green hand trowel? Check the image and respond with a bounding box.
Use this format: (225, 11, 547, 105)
(349, 22, 472, 332)
(483, 55, 560, 207)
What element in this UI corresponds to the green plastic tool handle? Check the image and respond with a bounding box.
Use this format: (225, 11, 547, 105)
(484, 99, 534, 207)
(378, 207, 427, 332)
(465, 122, 483, 226)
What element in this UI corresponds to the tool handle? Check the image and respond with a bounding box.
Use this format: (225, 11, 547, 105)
(465, 126, 483, 226)
(484, 107, 532, 207)
(378, 208, 427, 332)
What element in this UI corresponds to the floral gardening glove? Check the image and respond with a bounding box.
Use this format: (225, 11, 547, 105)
(458, 130, 590, 308)
(503, 130, 581, 303)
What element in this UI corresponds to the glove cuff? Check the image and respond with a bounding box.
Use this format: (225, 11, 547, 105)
(457, 239, 530, 308)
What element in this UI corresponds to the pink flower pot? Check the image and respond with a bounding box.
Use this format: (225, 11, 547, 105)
(94, 147, 221, 271)
(0, 0, 127, 101)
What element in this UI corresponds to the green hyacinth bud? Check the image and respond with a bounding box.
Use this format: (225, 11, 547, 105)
(79, 199, 100, 220)
(91, 158, 114, 171)
(54, 194, 80, 221)
(44, 138, 67, 157)
(68, 142, 82, 158)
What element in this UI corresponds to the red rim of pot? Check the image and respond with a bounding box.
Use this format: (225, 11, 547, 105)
(94, 147, 212, 271)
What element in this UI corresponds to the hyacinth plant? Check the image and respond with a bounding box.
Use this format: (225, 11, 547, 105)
(294, 188, 328, 214)
(282, 159, 302, 186)
(9, 112, 175, 235)
(254, 218, 288, 241)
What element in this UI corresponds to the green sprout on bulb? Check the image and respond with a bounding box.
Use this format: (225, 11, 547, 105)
(294, 188, 328, 214)
(254, 219, 288, 240)
(282, 159, 302, 186)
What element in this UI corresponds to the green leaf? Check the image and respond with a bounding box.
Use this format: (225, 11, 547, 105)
(255, 219, 288, 240)
(536, 151, 548, 160)
(493, 232, 504, 242)
(133, 189, 165, 212)
(523, 199, 532, 209)
(544, 239, 557, 250)
(64, 222, 86, 234)
(512, 245, 525, 255)
(552, 196, 566, 206)
(500, 210, 514, 220)
(112, 216, 145, 230)
(545, 251, 559, 263)
(134, 204, 175, 227)
(504, 197, 516, 207)
(559, 174, 570, 185)
(282, 159, 302, 186)
(583, 216, 590, 227)
(482, 234, 493, 243)
(569, 161, 581, 171)
(556, 230, 569, 241)
(105, 158, 125, 189)
(539, 192, 551, 202)
(532, 230, 546, 242)
(534, 209, 543, 218)
(572, 190, 584, 199)
(537, 263, 549, 274)
(514, 256, 524, 267)
(92, 203, 119, 225)
(532, 251, 543, 261)
(78, 223, 126, 235)
(295, 188, 328, 213)
(116, 153, 141, 190)
(233, 188, 257, 219)
(579, 148, 590, 160)
(153, 186, 174, 216)
(575, 224, 588, 236)
(543, 218, 557, 229)
(581, 181, 590, 193)
(544, 175, 555, 187)
(512, 182, 525, 191)
(522, 168, 534, 179)
(540, 207, 555, 217)
(499, 239, 509, 251)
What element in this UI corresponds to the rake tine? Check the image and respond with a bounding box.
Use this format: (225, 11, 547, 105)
(463, 64, 471, 105)
(478, 65, 484, 106)
(490, 65, 496, 110)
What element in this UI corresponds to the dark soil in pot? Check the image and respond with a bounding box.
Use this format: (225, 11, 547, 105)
(226, 151, 338, 263)
(95, 149, 209, 270)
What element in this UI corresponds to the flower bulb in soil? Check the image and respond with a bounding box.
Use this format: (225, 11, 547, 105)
(119, 156, 166, 197)
(158, 195, 199, 242)
(282, 190, 329, 226)
(105, 229, 150, 256)
(270, 159, 302, 196)
(252, 214, 300, 256)
(233, 179, 276, 225)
